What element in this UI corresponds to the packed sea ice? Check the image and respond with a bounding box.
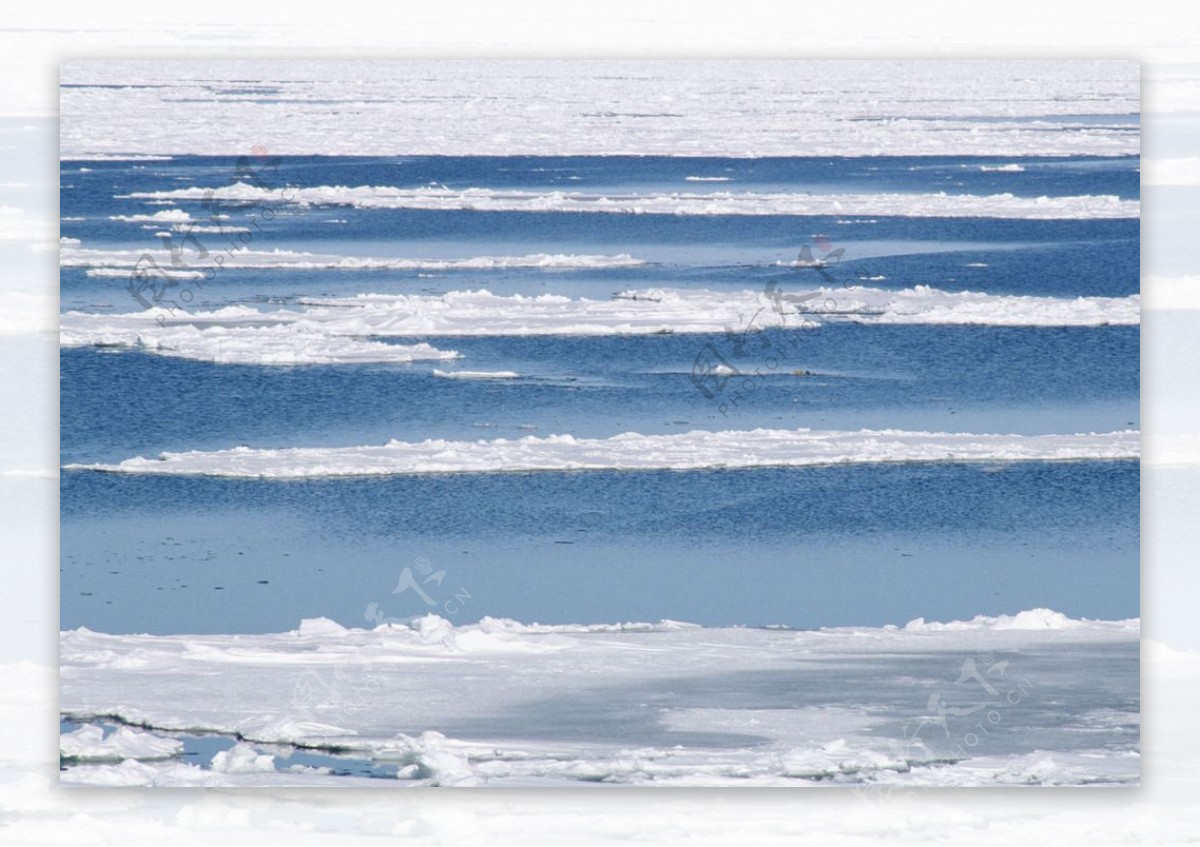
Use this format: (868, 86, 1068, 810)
(60, 609, 1139, 787)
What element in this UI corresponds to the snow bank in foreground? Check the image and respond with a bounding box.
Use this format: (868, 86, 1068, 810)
(63, 427, 1139, 478)
(59, 611, 1139, 787)
(120, 183, 1141, 219)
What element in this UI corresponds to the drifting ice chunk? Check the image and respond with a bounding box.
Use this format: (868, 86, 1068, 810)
(209, 743, 276, 774)
(59, 724, 183, 762)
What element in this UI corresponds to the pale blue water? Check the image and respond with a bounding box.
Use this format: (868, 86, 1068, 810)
(59, 153, 1140, 635)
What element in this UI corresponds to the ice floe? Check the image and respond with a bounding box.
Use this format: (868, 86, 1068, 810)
(119, 183, 1140, 219)
(63, 427, 1139, 478)
(58, 286, 1140, 368)
(60, 320, 459, 366)
(61, 244, 648, 273)
(59, 724, 183, 763)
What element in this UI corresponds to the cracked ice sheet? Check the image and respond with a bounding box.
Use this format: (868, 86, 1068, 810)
(60, 610, 1139, 787)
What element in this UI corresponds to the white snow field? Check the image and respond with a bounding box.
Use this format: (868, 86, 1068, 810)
(62, 427, 1139, 478)
(59, 60, 1138, 159)
(59, 610, 1139, 787)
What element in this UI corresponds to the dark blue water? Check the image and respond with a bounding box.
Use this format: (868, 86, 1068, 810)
(59, 155, 1139, 635)
(60, 154, 1141, 210)
(61, 325, 1138, 463)
(60, 154, 1140, 314)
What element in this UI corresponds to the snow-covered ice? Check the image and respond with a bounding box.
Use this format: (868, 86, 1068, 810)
(118, 183, 1140, 219)
(59, 60, 1139, 159)
(59, 724, 183, 763)
(107, 208, 196, 224)
(208, 743, 277, 775)
(60, 245, 648, 273)
(432, 369, 522, 380)
(63, 427, 1139, 478)
(59, 610, 1139, 787)
(57, 286, 1140, 367)
(60, 320, 459, 366)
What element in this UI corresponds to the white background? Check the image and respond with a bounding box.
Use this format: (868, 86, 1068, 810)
(2, 1, 1198, 842)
